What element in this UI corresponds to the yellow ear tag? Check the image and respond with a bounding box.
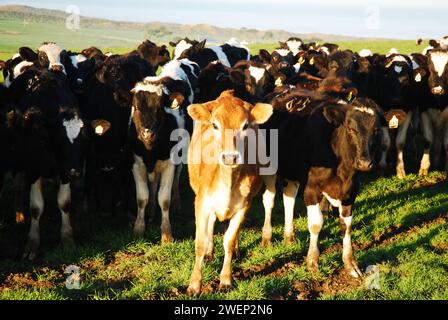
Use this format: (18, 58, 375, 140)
(347, 91, 353, 101)
(309, 57, 315, 65)
(389, 115, 399, 129)
(171, 98, 180, 110)
(95, 125, 104, 135)
(298, 56, 305, 64)
(415, 73, 422, 82)
(275, 77, 283, 87)
(16, 212, 25, 224)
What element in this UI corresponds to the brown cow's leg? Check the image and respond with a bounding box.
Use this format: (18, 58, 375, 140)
(219, 207, 247, 290)
(205, 213, 216, 261)
(283, 180, 299, 244)
(306, 203, 324, 272)
(419, 111, 434, 176)
(339, 205, 362, 278)
(23, 178, 44, 260)
(261, 175, 276, 247)
(158, 160, 175, 243)
(187, 202, 211, 296)
(396, 111, 412, 179)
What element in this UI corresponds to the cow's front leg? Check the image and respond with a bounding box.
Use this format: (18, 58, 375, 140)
(339, 205, 362, 278)
(158, 160, 175, 243)
(187, 202, 212, 296)
(205, 213, 216, 261)
(261, 175, 276, 247)
(132, 155, 148, 237)
(305, 202, 324, 273)
(283, 180, 299, 244)
(171, 164, 183, 214)
(23, 178, 44, 260)
(219, 206, 247, 291)
(396, 111, 412, 179)
(419, 111, 434, 176)
(58, 182, 75, 248)
(378, 126, 391, 175)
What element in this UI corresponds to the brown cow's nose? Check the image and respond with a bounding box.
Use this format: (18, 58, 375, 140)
(356, 158, 373, 171)
(221, 152, 241, 167)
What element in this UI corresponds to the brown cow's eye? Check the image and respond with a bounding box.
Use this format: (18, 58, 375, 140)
(212, 123, 218, 130)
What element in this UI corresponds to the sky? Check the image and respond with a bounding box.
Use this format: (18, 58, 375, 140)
(2, 0, 447, 39)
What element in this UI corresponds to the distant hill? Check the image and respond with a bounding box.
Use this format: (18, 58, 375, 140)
(0, 4, 387, 50)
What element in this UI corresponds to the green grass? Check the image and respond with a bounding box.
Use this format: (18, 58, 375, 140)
(0, 170, 446, 300)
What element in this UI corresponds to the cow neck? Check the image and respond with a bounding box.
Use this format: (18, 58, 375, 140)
(331, 126, 356, 181)
(218, 164, 244, 194)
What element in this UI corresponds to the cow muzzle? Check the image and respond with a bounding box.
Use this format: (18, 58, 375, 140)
(220, 152, 242, 167)
(356, 157, 373, 172)
(431, 86, 445, 95)
(50, 63, 65, 74)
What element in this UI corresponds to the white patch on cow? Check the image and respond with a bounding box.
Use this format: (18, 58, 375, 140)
(226, 38, 251, 60)
(12, 53, 20, 59)
(274, 49, 290, 57)
(249, 66, 265, 84)
(319, 46, 330, 55)
(422, 46, 433, 55)
(210, 46, 231, 67)
(409, 56, 420, 70)
(160, 59, 198, 103)
(354, 106, 375, 115)
(440, 37, 448, 50)
(293, 62, 301, 73)
(174, 40, 193, 60)
(38, 43, 66, 74)
(322, 192, 342, 208)
(70, 54, 87, 68)
(387, 48, 399, 56)
(386, 55, 409, 69)
(429, 50, 448, 77)
(4, 60, 34, 87)
(394, 65, 403, 73)
(133, 81, 164, 96)
(359, 49, 373, 57)
(286, 40, 302, 55)
(307, 204, 323, 247)
(63, 117, 83, 143)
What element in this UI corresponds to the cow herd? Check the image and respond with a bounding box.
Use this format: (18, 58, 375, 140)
(0, 36, 447, 295)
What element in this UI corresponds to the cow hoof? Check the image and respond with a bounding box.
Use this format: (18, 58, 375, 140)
(284, 234, 296, 245)
(396, 166, 406, 179)
(187, 282, 201, 296)
(261, 237, 271, 247)
(133, 224, 145, 237)
(306, 251, 319, 273)
(22, 238, 39, 260)
(161, 233, 174, 244)
(418, 168, 429, 177)
(219, 278, 232, 292)
(344, 260, 363, 278)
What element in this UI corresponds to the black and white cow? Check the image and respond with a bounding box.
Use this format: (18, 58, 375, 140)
(261, 95, 383, 278)
(278, 37, 304, 56)
(1, 53, 34, 88)
(7, 67, 87, 259)
(63, 52, 96, 94)
(19, 42, 68, 74)
(420, 49, 448, 175)
(170, 38, 250, 69)
(258, 48, 301, 86)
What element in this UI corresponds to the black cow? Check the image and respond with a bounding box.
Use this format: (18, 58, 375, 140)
(7, 67, 87, 259)
(135, 39, 171, 71)
(261, 96, 382, 278)
(170, 38, 250, 69)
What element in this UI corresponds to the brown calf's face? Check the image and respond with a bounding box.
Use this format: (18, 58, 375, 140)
(188, 91, 273, 168)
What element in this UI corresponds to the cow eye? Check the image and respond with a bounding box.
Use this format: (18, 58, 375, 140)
(348, 127, 357, 134)
(242, 122, 249, 131)
(212, 122, 219, 130)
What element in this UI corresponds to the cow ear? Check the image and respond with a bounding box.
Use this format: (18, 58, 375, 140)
(250, 103, 273, 125)
(188, 102, 214, 122)
(259, 49, 272, 63)
(429, 39, 440, 47)
(19, 47, 38, 62)
(323, 105, 346, 125)
(169, 92, 185, 109)
(278, 41, 286, 48)
(0, 60, 5, 71)
(197, 40, 206, 50)
(169, 41, 178, 47)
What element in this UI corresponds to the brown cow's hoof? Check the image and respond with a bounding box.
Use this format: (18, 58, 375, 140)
(344, 258, 363, 278)
(396, 165, 406, 179)
(261, 237, 271, 247)
(284, 233, 296, 245)
(306, 251, 319, 273)
(133, 223, 145, 237)
(418, 167, 429, 177)
(219, 277, 232, 292)
(161, 233, 174, 244)
(204, 252, 214, 262)
(187, 282, 201, 296)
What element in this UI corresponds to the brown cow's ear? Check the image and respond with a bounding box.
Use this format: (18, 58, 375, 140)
(188, 103, 213, 122)
(229, 69, 245, 84)
(278, 41, 286, 48)
(323, 105, 346, 125)
(250, 103, 273, 124)
(0, 60, 5, 71)
(259, 49, 272, 63)
(197, 40, 206, 50)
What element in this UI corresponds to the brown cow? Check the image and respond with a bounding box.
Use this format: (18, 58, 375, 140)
(186, 90, 273, 295)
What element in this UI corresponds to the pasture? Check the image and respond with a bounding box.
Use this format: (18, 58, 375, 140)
(0, 20, 447, 300)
